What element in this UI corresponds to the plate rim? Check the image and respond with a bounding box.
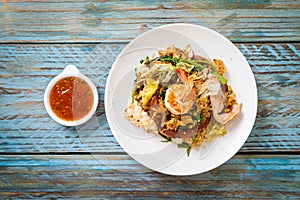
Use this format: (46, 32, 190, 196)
(104, 23, 258, 176)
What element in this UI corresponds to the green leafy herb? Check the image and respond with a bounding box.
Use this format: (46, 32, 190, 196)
(186, 59, 227, 84)
(159, 132, 172, 142)
(186, 145, 191, 156)
(157, 55, 179, 65)
(140, 56, 149, 64)
(178, 142, 192, 157)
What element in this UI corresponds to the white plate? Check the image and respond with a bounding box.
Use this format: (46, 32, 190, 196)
(105, 23, 257, 176)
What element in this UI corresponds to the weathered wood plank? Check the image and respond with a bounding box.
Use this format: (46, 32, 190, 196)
(3, 0, 300, 9)
(0, 1, 299, 43)
(0, 43, 299, 153)
(0, 154, 299, 199)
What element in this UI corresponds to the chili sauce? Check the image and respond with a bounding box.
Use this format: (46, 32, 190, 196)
(49, 76, 94, 121)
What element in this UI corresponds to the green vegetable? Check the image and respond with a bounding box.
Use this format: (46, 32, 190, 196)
(206, 121, 226, 142)
(177, 142, 189, 148)
(131, 89, 136, 103)
(186, 146, 191, 156)
(179, 58, 206, 71)
(192, 134, 197, 144)
(198, 112, 206, 123)
(152, 56, 209, 72)
(160, 90, 166, 100)
(151, 55, 227, 85)
(157, 55, 179, 65)
(195, 59, 216, 70)
(178, 142, 192, 157)
(212, 71, 227, 84)
(159, 132, 172, 142)
(140, 56, 149, 64)
(197, 60, 228, 84)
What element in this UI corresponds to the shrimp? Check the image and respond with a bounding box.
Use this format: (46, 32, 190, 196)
(164, 68, 196, 115)
(207, 74, 242, 124)
(212, 103, 242, 125)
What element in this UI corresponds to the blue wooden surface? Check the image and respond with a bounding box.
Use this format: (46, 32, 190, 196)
(0, 155, 299, 198)
(0, 1, 300, 43)
(0, 0, 299, 198)
(0, 43, 299, 153)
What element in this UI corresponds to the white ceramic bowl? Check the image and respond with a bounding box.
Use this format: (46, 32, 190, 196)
(44, 65, 98, 126)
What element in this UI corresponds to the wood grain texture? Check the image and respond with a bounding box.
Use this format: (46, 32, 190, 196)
(1, 1, 299, 198)
(0, 0, 299, 43)
(0, 154, 299, 199)
(0, 43, 299, 153)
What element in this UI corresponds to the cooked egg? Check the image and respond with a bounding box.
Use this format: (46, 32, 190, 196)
(142, 80, 159, 105)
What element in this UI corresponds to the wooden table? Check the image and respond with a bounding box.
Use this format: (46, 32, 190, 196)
(1, 1, 299, 198)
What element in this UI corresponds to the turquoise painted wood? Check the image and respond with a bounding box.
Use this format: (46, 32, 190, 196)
(0, 43, 299, 153)
(0, 1, 299, 43)
(0, 1, 299, 198)
(0, 155, 299, 198)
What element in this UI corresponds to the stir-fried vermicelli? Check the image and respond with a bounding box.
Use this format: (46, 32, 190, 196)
(125, 45, 242, 156)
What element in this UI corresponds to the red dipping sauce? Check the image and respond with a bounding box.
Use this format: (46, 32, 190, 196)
(49, 76, 94, 121)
